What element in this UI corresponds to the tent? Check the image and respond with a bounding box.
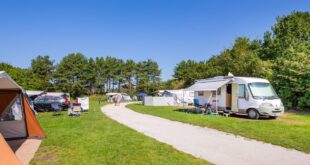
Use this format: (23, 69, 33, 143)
(0, 133, 22, 165)
(136, 93, 148, 97)
(0, 71, 45, 140)
(136, 93, 148, 101)
(161, 89, 194, 105)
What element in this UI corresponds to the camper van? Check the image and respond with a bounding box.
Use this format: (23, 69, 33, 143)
(187, 76, 284, 119)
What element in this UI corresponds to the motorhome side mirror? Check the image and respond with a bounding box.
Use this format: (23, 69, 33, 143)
(245, 92, 249, 101)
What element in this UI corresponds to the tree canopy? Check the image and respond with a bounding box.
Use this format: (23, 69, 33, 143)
(1, 54, 162, 98)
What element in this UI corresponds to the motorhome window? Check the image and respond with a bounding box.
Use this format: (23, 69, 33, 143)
(198, 91, 204, 96)
(248, 83, 279, 99)
(238, 84, 245, 98)
(212, 91, 216, 97)
(226, 84, 232, 94)
(217, 88, 221, 95)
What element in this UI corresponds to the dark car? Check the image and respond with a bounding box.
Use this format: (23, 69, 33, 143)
(33, 96, 69, 112)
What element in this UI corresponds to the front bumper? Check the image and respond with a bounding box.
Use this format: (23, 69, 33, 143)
(258, 106, 284, 117)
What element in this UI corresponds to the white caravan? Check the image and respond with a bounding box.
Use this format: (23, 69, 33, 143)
(187, 76, 284, 119)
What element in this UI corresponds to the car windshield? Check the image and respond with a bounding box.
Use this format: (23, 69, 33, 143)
(248, 82, 279, 99)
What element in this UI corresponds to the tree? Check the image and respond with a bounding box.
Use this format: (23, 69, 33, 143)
(31, 55, 55, 91)
(211, 37, 263, 77)
(95, 57, 108, 93)
(123, 59, 136, 94)
(160, 79, 185, 90)
(85, 57, 97, 95)
(55, 53, 88, 98)
(173, 37, 271, 87)
(262, 11, 310, 110)
(136, 59, 161, 95)
(104, 56, 118, 92)
(0, 63, 39, 90)
(173, 60, 202, 86)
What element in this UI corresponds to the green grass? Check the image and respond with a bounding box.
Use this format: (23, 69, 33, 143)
(31, 100, 210, 165)
(127, 104, 310, 153)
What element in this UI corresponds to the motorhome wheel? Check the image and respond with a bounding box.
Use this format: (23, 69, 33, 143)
(248, 109, 259, 119)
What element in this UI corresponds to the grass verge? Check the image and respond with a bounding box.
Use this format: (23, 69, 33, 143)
(127, 103, 310, 153)
(31, 100, 210, 165)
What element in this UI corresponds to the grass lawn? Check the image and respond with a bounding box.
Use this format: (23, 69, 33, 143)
(31, 100, 210, 165)
(127, 103, 310, 153)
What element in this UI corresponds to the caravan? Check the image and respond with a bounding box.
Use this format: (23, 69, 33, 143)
(187, 76, 284, 119)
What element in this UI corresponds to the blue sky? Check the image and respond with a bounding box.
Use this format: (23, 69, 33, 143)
(0, 0, 309, 80)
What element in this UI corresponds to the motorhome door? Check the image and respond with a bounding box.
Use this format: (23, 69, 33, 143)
(231, 84, 238, 112)
(226, 84, 232, 110)
(237, 84, 248, 113)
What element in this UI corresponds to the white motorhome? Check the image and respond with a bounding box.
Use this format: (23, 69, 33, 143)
(187, 76, 284, 119)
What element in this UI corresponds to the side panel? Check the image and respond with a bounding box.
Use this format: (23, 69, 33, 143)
(23, 96, 46, 138)
(218, 86, 226, 107)
(0, 121, 27, 139)
(0, 94, 27, 139)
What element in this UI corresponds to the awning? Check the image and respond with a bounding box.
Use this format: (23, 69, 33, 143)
(185, 79, 231, 91)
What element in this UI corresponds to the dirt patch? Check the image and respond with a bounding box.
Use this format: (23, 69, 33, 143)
(31, 146, 59, 164)
(277, 113, 305, 125)
(286, 110, 310, 115)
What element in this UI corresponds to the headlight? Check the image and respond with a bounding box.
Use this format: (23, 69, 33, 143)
(261, 102, 274, 107)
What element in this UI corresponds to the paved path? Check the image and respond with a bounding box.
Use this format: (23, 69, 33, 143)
(102, 103, 310, 165)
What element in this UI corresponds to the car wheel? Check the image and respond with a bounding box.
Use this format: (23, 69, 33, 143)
(248, 109, 259, 119)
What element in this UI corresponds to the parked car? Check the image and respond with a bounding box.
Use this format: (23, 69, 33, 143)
(33, 95, 69, 112)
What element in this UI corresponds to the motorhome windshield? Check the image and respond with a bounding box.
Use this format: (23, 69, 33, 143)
(248, 82, 279, 99)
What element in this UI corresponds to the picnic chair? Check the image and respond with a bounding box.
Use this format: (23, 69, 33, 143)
(193, 99, 202, 113)
(204, 103, 218, 115)
(68, 103, 81, 116)
(51, 102, 62, 115)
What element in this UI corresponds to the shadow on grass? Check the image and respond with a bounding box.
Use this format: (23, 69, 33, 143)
(173, 108, 274, 120)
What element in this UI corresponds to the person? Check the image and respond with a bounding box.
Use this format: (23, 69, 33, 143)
(114, 94, 122, 106)
(132, 95, 137, 101)
(98, 96, 103, 104)
(65, 97, 69, 105)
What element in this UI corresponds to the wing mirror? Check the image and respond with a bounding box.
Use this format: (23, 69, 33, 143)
(245, 91, 249, 101)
